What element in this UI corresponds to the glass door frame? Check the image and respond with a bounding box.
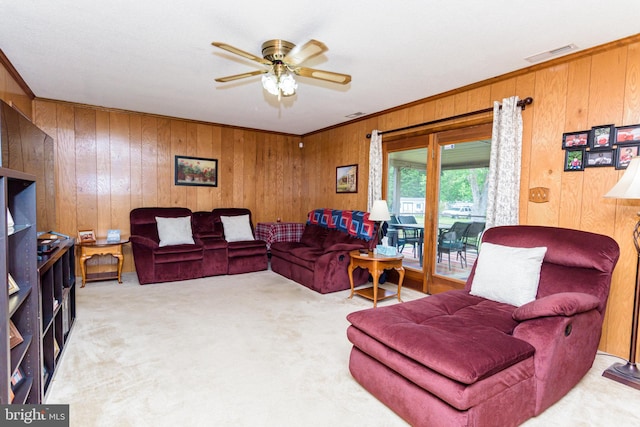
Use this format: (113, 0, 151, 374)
(381, 122, 493, 294)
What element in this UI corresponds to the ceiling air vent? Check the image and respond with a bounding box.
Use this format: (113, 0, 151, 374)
(345, 112, 365, 118)
(525, 44, 579, 63)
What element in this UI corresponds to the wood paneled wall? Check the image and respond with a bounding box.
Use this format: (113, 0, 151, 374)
(0, 52, 33, 119)
(2, 35, 638, 358)
(32, 102, 304, 273)
(301, 35, 640, 358)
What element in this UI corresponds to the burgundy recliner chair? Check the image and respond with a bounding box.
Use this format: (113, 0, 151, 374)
(347, 225, 620, 427)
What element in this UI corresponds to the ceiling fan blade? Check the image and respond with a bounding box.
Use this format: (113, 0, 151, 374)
(283, 39, 327, 66)
(215, 69, 268, 83)
(293, 67, 352, 84)
(211, 42, 272, 65)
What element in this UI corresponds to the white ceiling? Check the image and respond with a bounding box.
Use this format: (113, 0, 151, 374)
(1, 1, 639, 135)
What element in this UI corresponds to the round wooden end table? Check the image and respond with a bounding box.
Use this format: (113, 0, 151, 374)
(348, 250, 405, 307)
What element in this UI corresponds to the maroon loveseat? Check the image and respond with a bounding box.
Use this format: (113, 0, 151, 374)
(347, 225, 619, 427)
(270, 209, 378, 294)
(130, 207, 267, 284)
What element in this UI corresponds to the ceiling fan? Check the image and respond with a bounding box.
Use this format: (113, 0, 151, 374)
(211, 39, 351, 99)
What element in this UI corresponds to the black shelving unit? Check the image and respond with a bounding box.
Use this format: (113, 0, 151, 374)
(38, 238, 76, 398)
(1, 168, 39, 404)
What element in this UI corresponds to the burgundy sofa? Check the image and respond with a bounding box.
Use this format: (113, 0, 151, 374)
(130, 207, 267, 284)
(270, 209, 378, 294)
(347, 225, 620, 427)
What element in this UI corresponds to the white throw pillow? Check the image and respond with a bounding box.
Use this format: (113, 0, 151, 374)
(470, 242, 547, 307)
(220, 214, 255, 242)
(155, 216, 195, 247)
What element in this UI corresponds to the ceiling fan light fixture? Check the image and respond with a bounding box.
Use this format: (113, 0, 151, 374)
(261, 74, 280, 96)
(279, 73, 297, 96)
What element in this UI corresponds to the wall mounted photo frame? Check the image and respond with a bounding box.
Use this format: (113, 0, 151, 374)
(589, 124, 615, 150)
(564, 149, 585, 171)
(585, 149, 614, 167)
(615, 145, 639, 170)
(615, 124, 640, 145)
(336, 164, 358, 193)
(562, 130, 590, 149)
(175, 155, 218, 187)
(77, 229, 96, 243)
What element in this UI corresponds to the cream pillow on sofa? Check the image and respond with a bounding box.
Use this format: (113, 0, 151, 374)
(470, 242, 547, 307)
(155, 216, 195, 247)
(220, 215, 255, 242)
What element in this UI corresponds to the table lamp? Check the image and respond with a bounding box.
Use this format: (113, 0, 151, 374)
(369, 200, 391, 245)
(603, 156, 640, 389)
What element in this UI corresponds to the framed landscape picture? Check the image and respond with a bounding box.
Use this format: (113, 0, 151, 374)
(336, 164, 358, 193)
(175, 155, 218, 187)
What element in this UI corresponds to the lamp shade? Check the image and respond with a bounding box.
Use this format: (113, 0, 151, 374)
(369, 200, 391, 221)
(605, 157, 640, 199)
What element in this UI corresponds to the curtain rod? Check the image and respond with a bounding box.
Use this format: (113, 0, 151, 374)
(366, 97, 533, 139)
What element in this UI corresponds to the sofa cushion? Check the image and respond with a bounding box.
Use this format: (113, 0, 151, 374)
(470, 243, 547, 307)
(220, 214, 255, 242)
(299, 224, 328, 248)
(227, 240, 266, 258)
(155, 216, 195, 247)
(289, 246, 325, 270)
(322, 228, 361, 250)
(347, 290, 535, 384)
(153, 244, 203, 263)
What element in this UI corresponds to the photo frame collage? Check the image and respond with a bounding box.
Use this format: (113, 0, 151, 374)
(563, 123, 640, 171)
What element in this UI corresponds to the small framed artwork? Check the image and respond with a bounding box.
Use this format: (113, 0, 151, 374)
(589, 124, 615, 150)
(8, 273, 20, 295)
(585, 150, 614, 167)
(562, 131, 589, 149)
(78, 229, 96, 243)
(615, 124, 640, 145)
(175, 155, 218, 187)
(11, 367, 24, 388)
(106, 229, 121, 243)
(615, 145, 640, 170)
(564, 149, 585, 171)
(9, 320, 23, 349)
(336, 164, 358, 193)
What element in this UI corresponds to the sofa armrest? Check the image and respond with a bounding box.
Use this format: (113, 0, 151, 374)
(512, 292, 600, 322)
(130, 235, 160, 249)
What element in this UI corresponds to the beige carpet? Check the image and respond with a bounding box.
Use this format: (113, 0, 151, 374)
(46, 271, 640, 426)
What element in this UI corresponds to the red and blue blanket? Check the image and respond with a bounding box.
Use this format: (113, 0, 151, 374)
(307, 208, 376, 241)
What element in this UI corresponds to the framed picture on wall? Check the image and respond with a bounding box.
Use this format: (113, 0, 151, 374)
(585, 149, 614, 167)
(615, 145, 640, 170)
(564, 149, 585, 171)
(615, 124, 640, 145)
(562, 131, 589, 149)
(336, 164, 358, 193)
(589, 124, 615, 150)
(175, 155, 218, 187)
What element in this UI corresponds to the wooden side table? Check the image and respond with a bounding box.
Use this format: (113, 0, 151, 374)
(78, 239, 129, 287)
(348, 250, 405, 307)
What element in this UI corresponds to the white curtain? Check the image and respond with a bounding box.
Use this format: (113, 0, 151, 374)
(367, 130, 383, 212)
(485, 96, 523, 229)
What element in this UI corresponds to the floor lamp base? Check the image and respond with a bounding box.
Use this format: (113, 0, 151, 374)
(602, 362, 640, 390)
